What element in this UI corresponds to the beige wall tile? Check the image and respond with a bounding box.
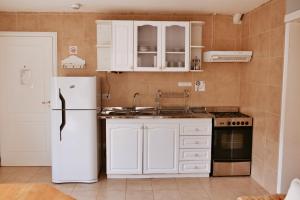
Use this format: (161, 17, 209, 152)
(16, 13, 40, 31)
(0, 12, 17, 31)
(240, 0, 285, 193)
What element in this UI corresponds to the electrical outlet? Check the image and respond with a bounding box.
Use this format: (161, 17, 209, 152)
(195, 80, 205, 92)
(102, 93, 111, 100)
(178, 82, 192, 87)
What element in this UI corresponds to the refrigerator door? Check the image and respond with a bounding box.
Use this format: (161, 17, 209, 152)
(51, 109, 98, 183)
(51, 76, 96, 110)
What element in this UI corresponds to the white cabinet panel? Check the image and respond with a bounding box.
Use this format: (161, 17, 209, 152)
(106, 123, 143, 174)
(179, 161, 210, 173)
(179, 149, 211, 161)
(134, 21, 162, 71)
(112, 20, 134, 71)
(180, 119, 212, 136)
(162, 21, 190, 72)
(97, 21, 112, 45)
(180, 136, 211, 149)
(143, 123, 179, 174)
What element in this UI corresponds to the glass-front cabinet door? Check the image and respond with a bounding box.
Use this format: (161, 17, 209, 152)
(162, 22, 190, 71)
(134, 21, 162, 71)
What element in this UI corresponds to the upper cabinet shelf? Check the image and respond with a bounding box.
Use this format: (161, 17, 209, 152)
(96, 20, 204, 72)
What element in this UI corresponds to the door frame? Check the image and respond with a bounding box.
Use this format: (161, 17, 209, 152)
(0, 31, 57, 165)
(277, 12, 300, 193)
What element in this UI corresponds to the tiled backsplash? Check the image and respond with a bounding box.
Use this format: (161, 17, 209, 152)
(0, 12, 242, 107)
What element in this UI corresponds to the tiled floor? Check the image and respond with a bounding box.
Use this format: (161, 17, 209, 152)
(0, 167, 268, 200)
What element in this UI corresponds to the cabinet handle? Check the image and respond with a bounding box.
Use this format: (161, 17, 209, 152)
(195, 153, 199, 157)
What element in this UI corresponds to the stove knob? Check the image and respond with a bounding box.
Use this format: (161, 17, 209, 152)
(241, 121, 245, 125)
(245, 121, 249, 125)
(237, 121, 240, 125)
(227, 121, 231, 125)
(232, 122, 236, 125)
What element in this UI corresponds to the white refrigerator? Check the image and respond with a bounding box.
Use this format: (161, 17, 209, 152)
(51, 76, 98, 183)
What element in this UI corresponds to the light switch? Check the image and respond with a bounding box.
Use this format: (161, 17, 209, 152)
(195, 80, 205, 92)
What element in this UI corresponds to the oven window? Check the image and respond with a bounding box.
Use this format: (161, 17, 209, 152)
(213, 127, 252, 161)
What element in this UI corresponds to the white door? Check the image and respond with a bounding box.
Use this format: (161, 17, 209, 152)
(134, 21, 162, 71)
(162, 22, 190, 72)
(106, 122, 143, 174)
(112, 20, 134, 71)
(0, 32, 56, 166)
(143, 123, 179, 174)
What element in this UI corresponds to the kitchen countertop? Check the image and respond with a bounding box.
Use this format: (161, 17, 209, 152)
(98, 107, 214, 119)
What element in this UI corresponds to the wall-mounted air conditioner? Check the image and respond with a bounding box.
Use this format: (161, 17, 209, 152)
(203, 51, 253, 62)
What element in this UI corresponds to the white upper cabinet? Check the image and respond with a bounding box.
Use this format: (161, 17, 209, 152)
(134, 21, 162, 71)
(96, 20, 134, 71)
(162, 22, 190, 72)
(111, 21, 134, 71)
(97, 20, 202, 72)
(96, 20, 112, 71)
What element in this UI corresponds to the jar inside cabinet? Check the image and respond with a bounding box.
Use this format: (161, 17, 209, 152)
(134, 22, 161, 71)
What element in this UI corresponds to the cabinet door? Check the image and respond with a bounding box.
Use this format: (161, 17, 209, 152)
(106, 122, 143, 174)
(162, 22, 190, 72)
(143, 123, 179, 174)
(112, 20, 134, 71)
(134, 21, 162, 71)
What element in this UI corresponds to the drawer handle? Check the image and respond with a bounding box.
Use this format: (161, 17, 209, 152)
(194, 166, 199, 169)
(195, 153, 199, 157)
(195, 128, 200, 131)
(195, 141, 199, 144)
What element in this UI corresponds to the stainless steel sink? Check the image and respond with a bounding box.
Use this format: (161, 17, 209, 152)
(99, 106, 211, 119)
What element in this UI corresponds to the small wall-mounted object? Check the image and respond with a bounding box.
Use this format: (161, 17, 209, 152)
(195, 80, 205, 92)
(61, 55, 86, 69)
(69, 46, 78, 55)
(203, 51, 253, 63)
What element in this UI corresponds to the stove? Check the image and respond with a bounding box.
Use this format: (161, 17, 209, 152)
(209, 107, 253, 177)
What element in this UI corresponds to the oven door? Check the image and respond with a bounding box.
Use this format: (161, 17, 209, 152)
(212, 127, 252, 161)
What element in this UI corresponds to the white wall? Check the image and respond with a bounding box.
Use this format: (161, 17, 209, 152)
(277, 22, 300, 193)
(286, 0, 300, 14)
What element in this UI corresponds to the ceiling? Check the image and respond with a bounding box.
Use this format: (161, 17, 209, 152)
(0, 0, 269, 14)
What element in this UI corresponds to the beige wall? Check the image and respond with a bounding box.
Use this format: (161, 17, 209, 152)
(240, 0, 285, 193)
(0, 12, 242, 107)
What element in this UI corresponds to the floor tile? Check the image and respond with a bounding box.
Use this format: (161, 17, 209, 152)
(126, 190, 154, 200)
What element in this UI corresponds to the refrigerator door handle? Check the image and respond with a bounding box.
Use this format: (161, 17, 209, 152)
(59, 89, 66, 141)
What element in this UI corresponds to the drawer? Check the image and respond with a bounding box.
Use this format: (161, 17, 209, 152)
(179, 161, 210, 173)
(179, 149, 211, 161)
(180, 136, 211, 149)
(180, 120, 212, 136)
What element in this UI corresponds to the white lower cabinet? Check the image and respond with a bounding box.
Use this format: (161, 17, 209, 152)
(106, 122, 143, 174)
(143, 123, 179, 174)
(106, 119, 212, 178)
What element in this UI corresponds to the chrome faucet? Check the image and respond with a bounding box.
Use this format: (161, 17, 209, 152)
(132, 92, 140, 110)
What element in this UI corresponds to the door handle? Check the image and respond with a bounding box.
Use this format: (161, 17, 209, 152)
(59, 89, 66, 141)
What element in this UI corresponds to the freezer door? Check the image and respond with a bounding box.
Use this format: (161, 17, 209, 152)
(51, 110, 98, 183)
(51, 76, 96, 110)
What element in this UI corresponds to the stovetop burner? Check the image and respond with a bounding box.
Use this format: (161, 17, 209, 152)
(211, 112, 251, 118)
(211, 111, 253, 127)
